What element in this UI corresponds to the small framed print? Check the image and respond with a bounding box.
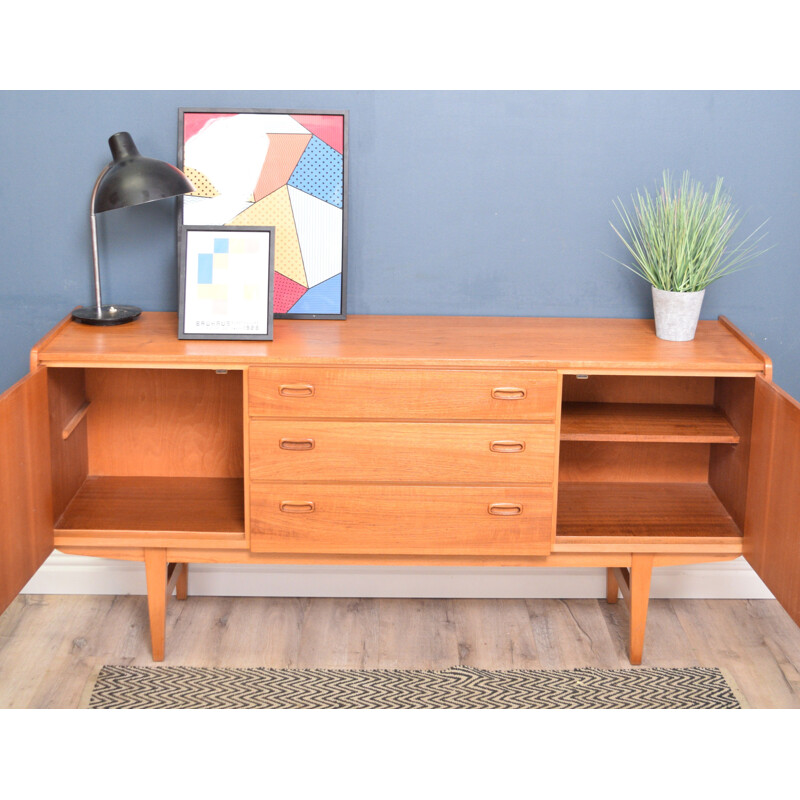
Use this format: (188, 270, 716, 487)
(179, 225, 275, 340)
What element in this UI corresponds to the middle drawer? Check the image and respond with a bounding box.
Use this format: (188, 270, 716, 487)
(250, 421, 556, 484)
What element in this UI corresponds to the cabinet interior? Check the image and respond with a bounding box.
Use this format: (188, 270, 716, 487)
(556, 374, 754, 543)
(49, 367, 245, 543)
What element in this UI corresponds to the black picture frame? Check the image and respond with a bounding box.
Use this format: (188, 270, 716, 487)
(177, 108, 348, 320)
(178, 225, 275, 341)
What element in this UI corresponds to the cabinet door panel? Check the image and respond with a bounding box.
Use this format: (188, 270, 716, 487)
(744, 376, 800, 626)
(0, 368, 53, 614)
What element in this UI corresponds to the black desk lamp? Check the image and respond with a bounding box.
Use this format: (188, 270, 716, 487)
(72, 132, 195, 325)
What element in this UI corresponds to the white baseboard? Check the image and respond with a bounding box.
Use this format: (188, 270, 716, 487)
(22, 552, 775, 599)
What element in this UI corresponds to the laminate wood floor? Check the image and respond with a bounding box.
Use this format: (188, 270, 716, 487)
(1, 594, 799, 708)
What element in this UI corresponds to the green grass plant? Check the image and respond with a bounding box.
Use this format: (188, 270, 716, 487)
(610, 170, 769, 292)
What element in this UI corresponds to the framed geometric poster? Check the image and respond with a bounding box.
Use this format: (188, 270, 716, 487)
(178, 108, 347, 319)
(178, 225, 275, 340)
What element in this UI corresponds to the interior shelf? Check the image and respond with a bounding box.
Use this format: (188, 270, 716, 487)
(55, 476, 245, 536)
(556, 482, 743, 540)
(560, 403, 739, 443)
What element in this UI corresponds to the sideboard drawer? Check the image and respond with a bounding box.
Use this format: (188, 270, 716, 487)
(248, 367, 558, 420)
(249, 421, 556, 483)
(250, 484, 554, 555)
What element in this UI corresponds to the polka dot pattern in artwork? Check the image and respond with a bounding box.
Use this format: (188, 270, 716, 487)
(274, 272, 307, 313)
(184, 166, 219, 197)
(229, 186, 308, 287)
(288, 136, 343, 208)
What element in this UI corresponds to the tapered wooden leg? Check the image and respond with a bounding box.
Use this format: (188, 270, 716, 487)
(176, 563, 188, 600)
(628, 554, 654, 665)
(144, 549, 168, 662)
(606, 568, 619, 604)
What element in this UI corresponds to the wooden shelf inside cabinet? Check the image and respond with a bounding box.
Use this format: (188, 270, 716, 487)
(556, 482, 743, 540)
(560, 403, 740, 443)
(55, 476, 245, 537)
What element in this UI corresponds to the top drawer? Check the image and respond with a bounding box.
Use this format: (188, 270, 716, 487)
(248, 367, 558, 420)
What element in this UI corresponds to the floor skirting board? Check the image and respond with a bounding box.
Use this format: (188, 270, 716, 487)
(22, 553, 774, 599)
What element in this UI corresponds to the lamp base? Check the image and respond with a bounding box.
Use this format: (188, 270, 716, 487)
(72, 304, 142, 326)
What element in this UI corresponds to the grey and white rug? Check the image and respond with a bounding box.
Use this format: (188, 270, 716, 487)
(86, 664, 743, 709)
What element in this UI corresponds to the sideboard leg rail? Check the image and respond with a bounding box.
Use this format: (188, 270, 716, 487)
(144, 552, 189, 661)
(611, 554, 654, 665)
(168, 562, 189, 600)
(606, 568, 620, 604)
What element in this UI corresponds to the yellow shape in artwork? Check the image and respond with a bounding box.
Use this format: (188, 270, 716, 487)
(229, 186, 307, 287)
(197, 284, 228, 301)
(184, 166, 220, 197)
(244, 284, 258, 300)
(213, 253, 228, 269)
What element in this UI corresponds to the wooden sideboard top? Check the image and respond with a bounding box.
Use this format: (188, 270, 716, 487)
(32, 312, 767, 374)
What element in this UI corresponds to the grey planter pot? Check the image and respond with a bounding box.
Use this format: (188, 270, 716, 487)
(651, 286, 705, 341)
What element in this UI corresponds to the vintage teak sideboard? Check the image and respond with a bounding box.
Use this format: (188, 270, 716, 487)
(1, 313, 799, 664)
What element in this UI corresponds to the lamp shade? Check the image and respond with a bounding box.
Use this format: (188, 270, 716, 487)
(94, 132, 195, 213)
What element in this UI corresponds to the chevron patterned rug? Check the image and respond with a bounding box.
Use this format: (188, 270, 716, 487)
(85, 665, 743, 709)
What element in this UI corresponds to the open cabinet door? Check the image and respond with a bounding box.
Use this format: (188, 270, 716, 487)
(743, 375, 800, 626)
(0, 367, 54, 615)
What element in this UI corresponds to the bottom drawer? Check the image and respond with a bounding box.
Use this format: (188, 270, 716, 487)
(250, 484, 554, 556)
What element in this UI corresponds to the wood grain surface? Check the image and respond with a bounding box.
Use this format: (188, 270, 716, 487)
(250, 484, 554, 556)
(0, 369, 53, 616)
(249, 366, 558, 420)
(556, 482, 743, 540)
(250, 420, 556, 483)
(34, 313, 767, 373)
(743, 377, 800, 628)
(560, 402, 739, 442)
(55, 476, 245, 538)
(561, 374, 716, 404)
(85, 368, 243, 478)
(1, 595, 798, 707)
(558, 441, 712, 483)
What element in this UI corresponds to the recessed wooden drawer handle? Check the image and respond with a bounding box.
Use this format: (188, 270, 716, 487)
(492, 387, 527, 400)
(488, 503, 523, 516)
(490, 440, 526, 453)
(280, 501, 315, 513)
(279, 438, 315, 451)
(279, 383, 315, 397)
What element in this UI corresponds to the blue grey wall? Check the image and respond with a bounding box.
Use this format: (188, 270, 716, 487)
(1, 91, 798, 394)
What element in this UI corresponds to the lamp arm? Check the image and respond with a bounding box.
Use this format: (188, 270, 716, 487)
(89, 163, 111, 314)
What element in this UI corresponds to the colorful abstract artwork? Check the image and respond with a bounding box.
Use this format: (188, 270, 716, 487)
(178, 109, 347, 319)
(178, 225, 274, 340)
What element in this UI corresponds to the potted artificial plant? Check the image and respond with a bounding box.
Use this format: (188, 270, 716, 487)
(609, 170, 769, 341)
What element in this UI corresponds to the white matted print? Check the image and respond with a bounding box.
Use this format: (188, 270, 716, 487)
(179, 225, 274, 340)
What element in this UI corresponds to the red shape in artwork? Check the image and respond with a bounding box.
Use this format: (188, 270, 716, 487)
(254, 133, 312, 201)
(291, 115, 344, 154)
(274, 272, 307, 313)
(183, 112, 237, 143)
